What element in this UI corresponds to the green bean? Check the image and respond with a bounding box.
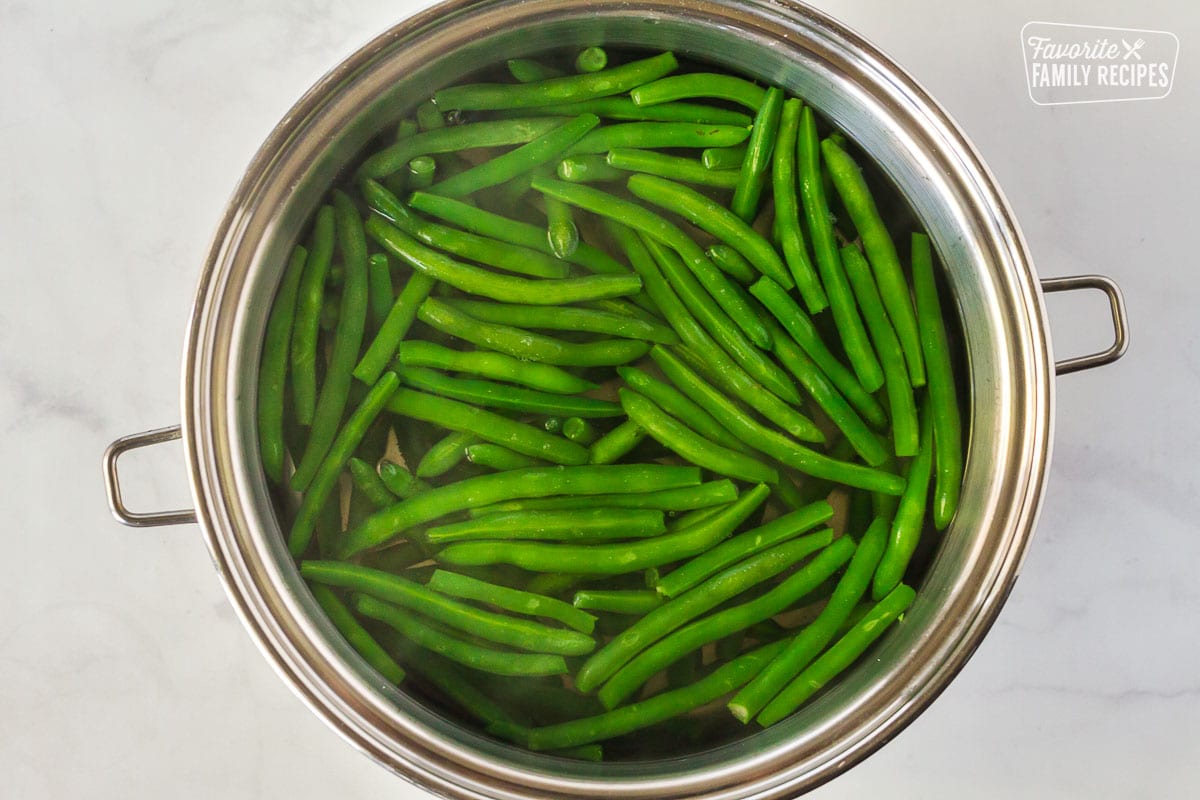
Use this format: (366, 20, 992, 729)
(545, 193, 582, 259)
(436, 52, 678, 111)
(318, 293, 340, 331)
(705, 244, 757, 284)
(291, 206, 335, 424)
(567, 122, 750, 155)
(309, 584, 406, 684)
(769, 473, 810, 511)
(598, 536, 855, 708)
(574, 523, 824, 693)
(348, 456, 397, 508)
(291, 192, 372, 492)
(393, 388, 589, 469)
(572, 590, 663, 616)
(363, 180, 570, 279)
(606, 221, 818, 439)
(469, 481, 737, 517)
(617, 366, 748, 453)
(466, 443, 548, 471)
(395, 118, 419, 141)
(574, 46, 607, 73)
(821, 137, 925, 386)
(442, 298, 678, 344)
(378, 459, 430, 499)
(356, 596, 569, 676)
(408, 190, 628, 276)
(341, 463, 700, 556)
(366, 217, 641, 303)
(757, 583, 915, 725)
(588, 418, 645, 465)
(493, 96, 753, 127)
(543, 416, 563, 433)
(418, 297, 649, 367)
(288, 373, 400, 556)
(771, 99, 827, 313)
(873, 407, 933, 600)
(650, 346, 904, 494)
(666, 504, 728, 532)
(407, 156, 437, 189)
(562, 417, 598, 445)
(359, 117, 567, 180)
(366, 253, 394, 331)
(912, 233, 962, 530)
(353, 272, 436, 385)
(395, 341, 596, 394)
(426, 507, 666, 544)
(731, 86, 784, 223)
(405, 651, 518, 729)
(428, 569, 596, 634)
(507, 58, 565, 83)
(630, 73, 766, 111)
(429, 114, 600, 198)
(606, 149, 740, 189)
(557, 154, 624, 183)
(416, 100, 444, 131)
(626, 174, 791, 288)
(749, 278, 887, 425)
(416, 429, 477, 479)
(654, 503, 834, 598)
(729, 516, 888, 722)
(258, 244, 307, 484)
(438, 483, 768, 577)
(702, 144, 748, 170)
(525, 572, 583, 597)
(398, 366, 621, 418)
(304, 561, 594, 655)
(840, 244, 919, 457)
(620, 389, 780, 484)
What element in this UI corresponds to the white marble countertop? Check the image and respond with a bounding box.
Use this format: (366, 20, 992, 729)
(3, 1, 1197, 797)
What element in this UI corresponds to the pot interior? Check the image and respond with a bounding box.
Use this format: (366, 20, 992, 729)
(189, 1, 1051, 797)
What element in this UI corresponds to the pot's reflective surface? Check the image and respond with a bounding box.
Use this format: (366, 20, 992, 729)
(181, 1, 1051, 797)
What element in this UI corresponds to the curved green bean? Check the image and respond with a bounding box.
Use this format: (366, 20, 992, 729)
(309, 584, 406, 684)
(617, 366, 748, 453)
(606, 149, 740, 189)
(416, 429, 477, 479)
(911, 233, 962, 530)
(630, 73, 766, 110)
(771, 98, 828, 313)
(359, 117, 567, 180)
(572, 590, 663, 616)
(588, 418, 645, 465)
(466, 443, 548, 471)
(395, 341, 597, 394)
(731, 86, 784, 223)
(567, 122, 751, 155)
(702, 144, 748, 170)
(757, 583, 915, 726)
(427, 507, 666, 544)
(705, 244, 757, 284)
(427, 569, 596, 634)
(291, 205, 335, 424)
(398, 365, 622, 418)
(557, 154, 625, 183)
(348, 456, 397, 508)
(873, 407, 933, 600)
(469, 481, 736, 517)
(258, 244, 307, 484)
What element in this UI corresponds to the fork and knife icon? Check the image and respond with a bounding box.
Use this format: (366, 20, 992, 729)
(1122, 38, 1146, 60)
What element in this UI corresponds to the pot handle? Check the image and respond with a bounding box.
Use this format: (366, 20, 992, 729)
(1041, 275, 1129, 375)
(103, 425, 198, 527)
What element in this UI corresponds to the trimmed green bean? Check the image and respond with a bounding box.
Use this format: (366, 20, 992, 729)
(340, 463, 700, 556)
(620, 389, 780, 484)
(730, 86, 784, 223)
(573, 590, 663, 616)
(437, 483, 768, 577)
(574, 46, 608, 73)
(507, 58, 565, 83)
(359, 117, 566, 180)
(821, 137, 925, 386)
(291, 205, 335, 424)
(912, 233, 962, 530)
(588, 418, 645, 465)
(771, 99, 828, 313)
(546, 193, 581, 259)
(841, 244, 919, 457)
(705, 244, 758, 284)
(258, 244, 307, 484)
(353, 268, 436, 385)
(378, 459, 430, 499)
(436, 52, 678, 111)
(617, 366, 749, 453)
(366, 253, 394, 331)
(304, 561, 594, 655)
(757, 583, 915, 725)
(654, 503, 834, 598)
(395, 118, 419, 141)
(630, 73, 766, 111)
(418, 297, 649, 367)
(702, 144, 748, 170)
(416, 100, 444, 131)
(395, 341, 597, 394)
(469, 481, 737, 517)
(749, 278, 887, 426)
(557, 154, 625, 183)
(606, 148, 740, 189)
(416, 429, 477, 479)
(398, 366, 621, 418)
(390, 388, 589, 468)
(309, 584, 406, 684)
(574, 523, 825, 693)
(626, 173, 792, 287)
(729, 516, 888, 722)
(348, 457, 397, 508)
(442, 299, 677, 344)
(567, 122, 751, 155)
(466, 443, 548, 471)
(598, 536, 855, 708)
(494, 96, 752, 126)
(426, 507, 667, 544)
(366, 217, 641, 303)
(428, 569, 596, 634)
(562, 417, 598, 445)
(288, 372, 400, 556)
(408, 156, 437, 190)
(873, 407, 933, 600)
(357, 596, 569, 676)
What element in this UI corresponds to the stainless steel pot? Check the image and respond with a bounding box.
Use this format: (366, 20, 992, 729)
(102, 1, 1129, 797)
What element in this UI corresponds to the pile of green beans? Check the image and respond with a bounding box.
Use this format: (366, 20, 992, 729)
(256, 46, 965, 761)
